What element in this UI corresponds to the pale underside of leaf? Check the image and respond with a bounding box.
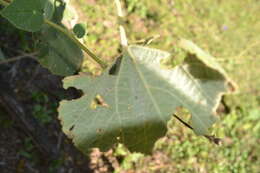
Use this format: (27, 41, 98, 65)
(58, 40, 236, 154)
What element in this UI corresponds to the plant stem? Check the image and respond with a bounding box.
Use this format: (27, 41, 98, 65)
(44, 19, 107, 69)
(172, 114, 221, 145)
(114, 0, 128, 47)
(173, 114, 193, 130)
(0, 52, 38, 65)
(0, 0, 8, 6)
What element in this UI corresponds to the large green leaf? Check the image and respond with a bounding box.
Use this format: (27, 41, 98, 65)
(38, 26, 83, 76)
(58, 40, 236, 154)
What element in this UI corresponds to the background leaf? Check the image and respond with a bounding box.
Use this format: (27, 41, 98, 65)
(58, 40, 236, 154)
(37, 1, 83, 76)
(38, 26, 83, 76)
(0, 0, 45, 32)
(43, 0, 54, 20)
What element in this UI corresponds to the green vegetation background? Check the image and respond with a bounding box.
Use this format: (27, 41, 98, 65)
(77, 0, 260, 172)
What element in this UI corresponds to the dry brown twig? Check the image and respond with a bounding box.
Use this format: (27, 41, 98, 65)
(0, 52, 38, 65)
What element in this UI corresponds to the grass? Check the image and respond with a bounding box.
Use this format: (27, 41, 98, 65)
(74, 0, 260, 172)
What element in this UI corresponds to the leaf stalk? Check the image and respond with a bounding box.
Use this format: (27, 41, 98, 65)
(44, 19, 107, 69)
(0, 52, 38, 65)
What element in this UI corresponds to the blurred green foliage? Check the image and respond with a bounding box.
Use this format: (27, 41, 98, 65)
(31, 92, 56, 125)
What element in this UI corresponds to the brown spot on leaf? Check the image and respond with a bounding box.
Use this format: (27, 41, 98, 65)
(69, 125, 75, 131)
(95, 95, 109, 108)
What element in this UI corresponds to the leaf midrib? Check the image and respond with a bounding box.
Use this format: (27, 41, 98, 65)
(128, 50, 164, 123)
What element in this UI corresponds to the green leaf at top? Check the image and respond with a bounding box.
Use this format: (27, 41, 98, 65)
(58, 39, 236, 154)
(0, 0, 54, 32)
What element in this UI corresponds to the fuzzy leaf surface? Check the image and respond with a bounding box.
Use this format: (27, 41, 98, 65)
(59, 40, 235, 154)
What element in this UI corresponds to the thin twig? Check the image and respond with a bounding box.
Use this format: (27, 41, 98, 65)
(114, 0, 128, 47)
(217, 40, 260, 62)
(172, 114, 221, 145)
(235, 40, 260, 59)
(0, 52, 38, 65)
(173, 114, 193, 130)
(115, 0, 124, 17)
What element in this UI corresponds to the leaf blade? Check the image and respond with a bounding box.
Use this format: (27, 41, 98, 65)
(58, 40, 236, 153)
(1, 0, 44, 32)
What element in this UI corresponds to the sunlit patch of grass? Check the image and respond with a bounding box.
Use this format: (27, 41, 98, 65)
(77, 0, 119, 62)
(155, 105, 260, 172)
